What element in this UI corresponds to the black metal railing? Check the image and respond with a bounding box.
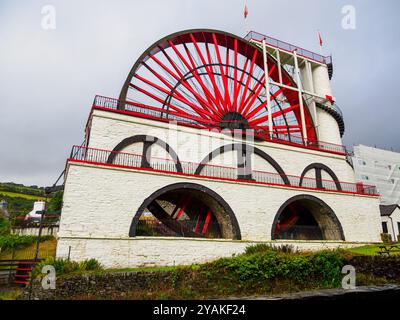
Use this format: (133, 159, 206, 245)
(68, 145, 378, 196)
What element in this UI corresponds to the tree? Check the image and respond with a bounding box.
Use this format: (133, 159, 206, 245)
(47, 191, 63, 212)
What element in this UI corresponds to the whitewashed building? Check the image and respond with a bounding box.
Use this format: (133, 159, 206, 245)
(352, 145, 400, 239)
(352, 145, 400, 205)
(56, 29, 382, 268)
(380, 205, 400, 242)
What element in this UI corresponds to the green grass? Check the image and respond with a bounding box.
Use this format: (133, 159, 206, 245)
(0, 191, 45, 201)
(0, 290, 22, 300)
(348, 243, 400, 256)
(0, 239, 57, 260)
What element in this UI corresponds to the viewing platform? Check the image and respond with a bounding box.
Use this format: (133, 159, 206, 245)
(91, 95, 347, 155)
(67, 145, 378, 197)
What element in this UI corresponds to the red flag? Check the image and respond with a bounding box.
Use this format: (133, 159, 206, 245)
(318, 32, 323, 47)
(244, 3, 248, 19)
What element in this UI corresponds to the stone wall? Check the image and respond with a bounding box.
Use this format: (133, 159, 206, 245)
(22, 271, 174, 300)
(22, 256, 400, 300)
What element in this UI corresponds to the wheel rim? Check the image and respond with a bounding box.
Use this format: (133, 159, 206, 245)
(119, 29, 316, 141)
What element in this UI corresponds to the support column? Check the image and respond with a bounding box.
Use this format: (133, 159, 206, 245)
(293, 50, 308, 143)
(305, 61, 319, 139)
(275, 48, 283, 84)
(262, 39, 273, 139)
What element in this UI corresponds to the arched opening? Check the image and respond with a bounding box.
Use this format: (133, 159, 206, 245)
(271, 195, 345, 241)
(129, 183, 241, 240)
(107, 135, 183, 173)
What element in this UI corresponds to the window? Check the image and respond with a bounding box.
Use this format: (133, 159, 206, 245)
(388, 165, 392, 170)
(382, 222, 388, 234)
(361, 175, 369, 180)
(391, 179, 395, 184)
(398, 222, 400, 237)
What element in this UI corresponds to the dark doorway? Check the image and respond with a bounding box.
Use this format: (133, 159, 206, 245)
(272, 195, 345, 241)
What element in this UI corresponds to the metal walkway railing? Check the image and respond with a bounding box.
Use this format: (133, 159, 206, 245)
(92, 95, 347, 155)
(68, 145, 378, 196)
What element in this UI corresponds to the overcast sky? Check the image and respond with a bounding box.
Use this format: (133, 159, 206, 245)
(1, 0, 399, 187)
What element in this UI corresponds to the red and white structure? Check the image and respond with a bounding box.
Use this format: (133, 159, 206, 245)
(57, 30, 382, 268)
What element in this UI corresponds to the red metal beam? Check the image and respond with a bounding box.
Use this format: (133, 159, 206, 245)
(248, 103, 300, 126)
(202, 210, 212, 234)
(237, 49, 258, 114)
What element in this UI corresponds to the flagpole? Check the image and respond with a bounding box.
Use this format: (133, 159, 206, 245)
(318, 30, 323, 56)
(244, 0, 249, 35)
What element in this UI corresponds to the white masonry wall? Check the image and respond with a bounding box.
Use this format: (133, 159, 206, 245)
(86, 109, 355, 183)
(56, 162, 382, 268)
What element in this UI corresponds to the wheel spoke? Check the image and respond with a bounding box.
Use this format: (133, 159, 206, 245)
(122, 30, 317, 141)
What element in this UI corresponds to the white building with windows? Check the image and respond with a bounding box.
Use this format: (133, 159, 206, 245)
(352, 145, 400, 240)
(380, 205, 400, 242)
(352, 145, 400, 205)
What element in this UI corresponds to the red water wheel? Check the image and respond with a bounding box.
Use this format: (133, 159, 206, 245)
(119, 29, 316, 141)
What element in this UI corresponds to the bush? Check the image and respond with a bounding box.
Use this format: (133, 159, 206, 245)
(47, 191, 63, 212)
(35, 257, 103, 276)
(0, 218, 10, 236)
(244, 244, 274, 255)
(381, 233, 392, 243)
(79, 258, 103, 271)
(210, 249, 344, 288)
(244, 244, 296, 255)
(0, 234, 54, 251)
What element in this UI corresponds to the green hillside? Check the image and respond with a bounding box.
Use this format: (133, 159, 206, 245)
(0, 182, 45, 197)
(0, 182, 46, 217)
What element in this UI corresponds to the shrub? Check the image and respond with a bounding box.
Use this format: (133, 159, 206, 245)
(210, 249, 344, 288)
(35, 257, 103, 276)
(0, 234, 54, 251)
(47, 191, 63, 212)
(79, 258, 102, 271)
(0, 218, 10, 236)
(244, 244, 296, 255)
(381, 233, 392, 243)
(244, 244, 274, 255)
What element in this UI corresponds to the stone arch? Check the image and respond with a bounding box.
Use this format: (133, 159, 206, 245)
(299, 163, 342, 191)
(271, 194, 345, 241)
(194, 143, 290, 185)
(129, 182, 241, 240)
(107, 135, 183, 173)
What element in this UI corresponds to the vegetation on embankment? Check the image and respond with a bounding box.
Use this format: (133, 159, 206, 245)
(0, 182, 63, 217)
(0, 182, 45, 197)
(348, 243, 400, 256)
(0, 235, 55, 259)
(24, 244, 398, 300)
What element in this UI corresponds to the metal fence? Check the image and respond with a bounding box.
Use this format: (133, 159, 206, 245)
(136, 219, 221, 238)
(92, 95, 347, 155)
(68, 145, 378, 196)
(244, 31, 333, 65)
